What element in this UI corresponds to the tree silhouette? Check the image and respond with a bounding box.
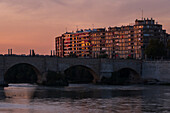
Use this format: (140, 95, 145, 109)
(145, 39, 166, 59)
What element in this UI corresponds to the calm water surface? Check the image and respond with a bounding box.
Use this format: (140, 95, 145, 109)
(0, 84, 170, 113)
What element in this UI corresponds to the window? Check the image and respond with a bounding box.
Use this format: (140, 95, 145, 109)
(138, 30, 141, 32)
(139, 26, 143, 28)
(143, 34, 150, 36)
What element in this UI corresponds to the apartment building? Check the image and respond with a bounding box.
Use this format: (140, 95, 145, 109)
(55, 18, 169, 59)
(56, 29, 92, 57)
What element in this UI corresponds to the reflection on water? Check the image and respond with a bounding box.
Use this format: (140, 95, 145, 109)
(0, 84, 170, 113)
(4, 84, 36, 99)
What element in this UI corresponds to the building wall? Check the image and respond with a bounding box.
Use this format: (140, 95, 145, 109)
(55, 36, 64, 57)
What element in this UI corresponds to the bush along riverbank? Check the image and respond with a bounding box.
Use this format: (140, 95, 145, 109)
(41, 71, 69, 87)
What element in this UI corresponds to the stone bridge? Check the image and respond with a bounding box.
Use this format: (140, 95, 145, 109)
(0, 56, 142, 84)
(0, 56, 170, 84)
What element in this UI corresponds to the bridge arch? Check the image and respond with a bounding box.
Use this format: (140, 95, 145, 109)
(4, 63, 42, 84)
(112, 67, 141, 84)
(64, 65, 99, 83)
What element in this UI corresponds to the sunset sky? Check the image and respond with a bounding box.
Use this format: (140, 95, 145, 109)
(0, 0, 170, 55)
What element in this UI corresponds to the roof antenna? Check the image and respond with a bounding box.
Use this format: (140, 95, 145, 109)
(141, 9, 143, 20)
(76, 25, 79, 31)
(65, 27, 67, 32)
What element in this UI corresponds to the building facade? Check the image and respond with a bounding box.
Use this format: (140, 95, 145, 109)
(55, 36, 64, 57)
(56, 29, 92, 58)
(55, 18, 169, 59)
(106, 26, 134, 59)
(90, 28, 106, 58)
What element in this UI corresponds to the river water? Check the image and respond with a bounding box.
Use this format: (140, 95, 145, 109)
(0, 84, 170, 113)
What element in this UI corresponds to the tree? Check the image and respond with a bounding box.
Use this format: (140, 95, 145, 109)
(42, 71, 68, 86)
(167, 39, 170, 58)
(68, 52, 77, 58)
(99, 54, 108, 58)
(145, 39, 166, 59)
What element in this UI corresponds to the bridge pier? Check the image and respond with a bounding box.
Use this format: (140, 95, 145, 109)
(100, 63, 114, 80)
(0, 56, 5, 86)
(0, 70, 4, 84)
(0, 69, 7, 86)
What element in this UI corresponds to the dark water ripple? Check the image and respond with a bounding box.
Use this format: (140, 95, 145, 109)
(0, 84, 170, 113)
